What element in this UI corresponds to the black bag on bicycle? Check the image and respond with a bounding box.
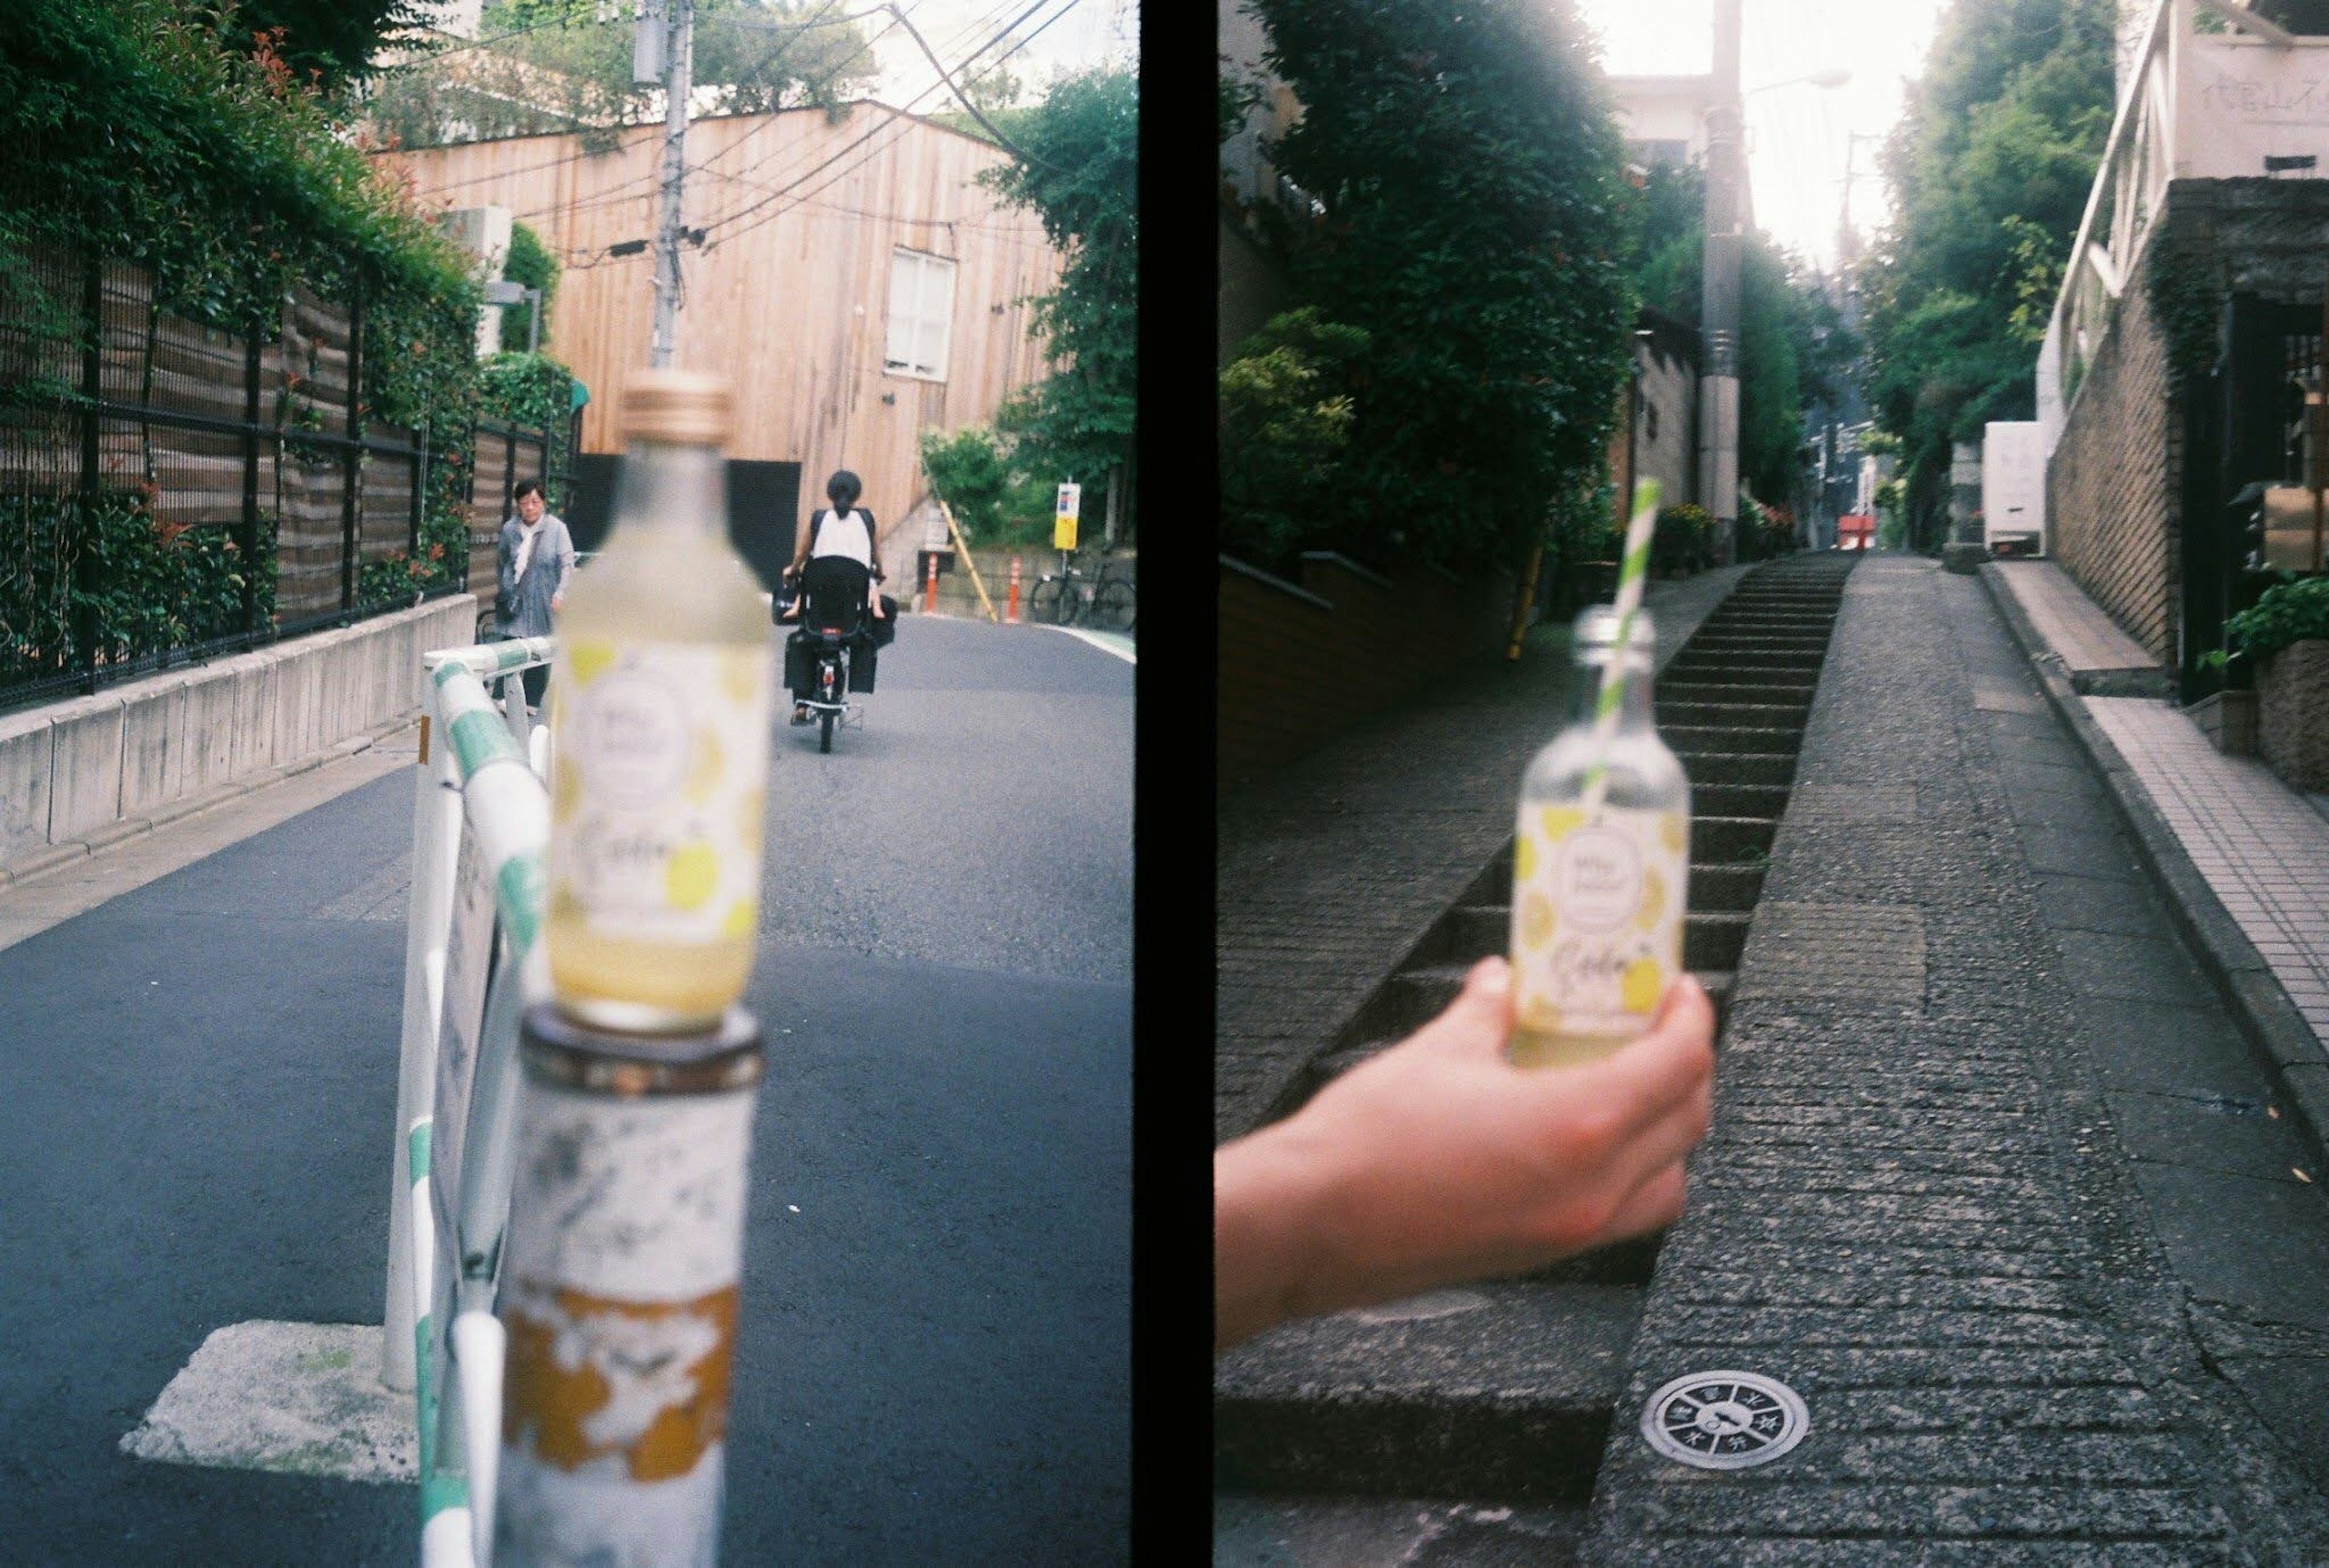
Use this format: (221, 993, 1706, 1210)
(782, 630, 813, 698)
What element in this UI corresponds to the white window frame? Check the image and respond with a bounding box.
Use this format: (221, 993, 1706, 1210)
(884, 247, 956, 382)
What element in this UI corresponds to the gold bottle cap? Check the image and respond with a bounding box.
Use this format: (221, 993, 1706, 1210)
(622, 369, 733, 446)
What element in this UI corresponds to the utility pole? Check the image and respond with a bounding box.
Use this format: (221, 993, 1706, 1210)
(1699, 0, 1744, 565)
(651, 0, 694, 368)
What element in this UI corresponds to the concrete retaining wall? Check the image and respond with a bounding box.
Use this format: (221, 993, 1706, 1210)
(1217, 551, 1516, 797)
(0, 594, 476, 878)
(909, 546, 1135, 618)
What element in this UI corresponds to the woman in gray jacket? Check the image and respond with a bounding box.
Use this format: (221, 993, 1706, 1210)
(495, 478, 574, 707)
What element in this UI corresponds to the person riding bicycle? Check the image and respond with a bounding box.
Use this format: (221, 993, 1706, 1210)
(781, 470, 891, 722)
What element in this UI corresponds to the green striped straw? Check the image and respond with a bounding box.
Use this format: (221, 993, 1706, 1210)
(1582, 479, 1661, 819)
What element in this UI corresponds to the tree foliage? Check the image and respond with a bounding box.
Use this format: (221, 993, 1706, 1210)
(918, 427, 1055, 548)
(360, 0, 875, 150)
(498, 218, 559, 347)
(1241, 0, 1633, 576)
(1861, 0, 2113, 543)
(978, 68, 1138, 536)
(1219, 309, 1370, 569)
(1630, 162, 1855, 511)
(198, 0, 431, 90)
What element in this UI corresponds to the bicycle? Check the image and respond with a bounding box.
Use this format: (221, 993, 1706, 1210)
(1027, 551, 1137, 632)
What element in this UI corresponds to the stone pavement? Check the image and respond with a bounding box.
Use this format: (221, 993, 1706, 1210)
(1581, 555, 2329, 1564)
(1215, 565, 1753, 1145)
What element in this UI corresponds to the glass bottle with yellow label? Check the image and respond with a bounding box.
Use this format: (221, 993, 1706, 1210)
(1507, 606, 1691, 1069)
(544, 371, 775, 1033)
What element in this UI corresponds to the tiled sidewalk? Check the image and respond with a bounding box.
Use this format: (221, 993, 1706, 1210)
(2086, 697, 2329, 1045)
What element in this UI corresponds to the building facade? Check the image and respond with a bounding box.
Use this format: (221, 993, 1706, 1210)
(2040, 0, 2329, 698)
(376, 104, 1062, 581)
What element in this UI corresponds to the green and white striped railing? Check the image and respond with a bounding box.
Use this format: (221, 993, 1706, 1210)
(389, 637, 554, 1568)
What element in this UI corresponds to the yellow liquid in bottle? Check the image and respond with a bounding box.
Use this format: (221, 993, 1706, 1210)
(545, 449, 774, 1034)
(1506, 611, 1690, 1070)
(548, 926, 754, 1033)
(1505, 1025, 1639, 1071)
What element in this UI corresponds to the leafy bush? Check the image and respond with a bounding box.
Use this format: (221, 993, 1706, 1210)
(1752, 500, 1799, 558)
(1219, 309, 1370, 570)
(1652, 504, 1713, 575)
(0, 0, 484, 669)
(918, 427, 1057, 549)
(0, 493, 260, 685)
(477, 350, 579, 505)
(497, 220, 559, 350)
(2206, 575, 2329, 669)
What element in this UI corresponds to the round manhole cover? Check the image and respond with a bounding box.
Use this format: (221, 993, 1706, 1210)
(1641, 1371, 1809, 1470)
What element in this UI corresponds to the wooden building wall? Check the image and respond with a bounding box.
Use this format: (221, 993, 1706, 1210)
(376, 103, 1063, 562)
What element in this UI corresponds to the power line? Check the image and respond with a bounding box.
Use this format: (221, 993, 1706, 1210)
(688, 0, 1077, 254)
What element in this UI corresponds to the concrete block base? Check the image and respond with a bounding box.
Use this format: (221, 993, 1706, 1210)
(0, 594, 474, 880)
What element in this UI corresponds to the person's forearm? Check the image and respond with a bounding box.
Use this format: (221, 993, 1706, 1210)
(1215, 1128, 1336, 1352)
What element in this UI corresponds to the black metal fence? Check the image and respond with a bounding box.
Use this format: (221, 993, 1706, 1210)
(0, 243, 558, 708)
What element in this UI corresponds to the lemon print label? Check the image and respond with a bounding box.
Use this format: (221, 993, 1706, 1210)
(1510, 805, 1688, 1045)
(549, 640, 772, 945)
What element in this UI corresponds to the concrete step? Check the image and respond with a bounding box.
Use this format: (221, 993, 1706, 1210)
(1214, 1281, 1646, 1503)
(1663, 651, 1826, 673)
(1662, 681, 1814, 706)
(1680, 627, 1835, 644)
(1678, 751, 1796, 788)
(1660, 700, 1810, 731)
(1661, 723, 1803, 754)
(1690, 862, 1767, 911)
(1693, 813, 1779, 862)
(1690, 782, 1789, 820)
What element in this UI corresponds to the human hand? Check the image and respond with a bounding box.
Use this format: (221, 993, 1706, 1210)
(1214, 957, 1715, 1352)
(550, 592, 565, 613)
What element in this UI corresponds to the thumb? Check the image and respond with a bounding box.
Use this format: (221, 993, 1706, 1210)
(1415, 956, 1514, 1057)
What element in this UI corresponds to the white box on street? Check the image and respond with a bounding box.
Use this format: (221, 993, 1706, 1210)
(1983, 420, 2046, 557)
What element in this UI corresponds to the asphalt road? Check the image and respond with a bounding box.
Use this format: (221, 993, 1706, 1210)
(0, 615, 1132, 1565)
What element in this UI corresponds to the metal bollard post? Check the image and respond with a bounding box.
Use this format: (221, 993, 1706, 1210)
(922, 552, 939, 615)
(495, 1005, 764, 1568)
(1006, 557, 1020, 624)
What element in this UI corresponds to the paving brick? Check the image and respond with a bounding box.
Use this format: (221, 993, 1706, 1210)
(1581, 558, 2293, 1562)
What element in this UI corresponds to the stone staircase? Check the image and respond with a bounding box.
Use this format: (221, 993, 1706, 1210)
(1215, 554, 1862, 1536)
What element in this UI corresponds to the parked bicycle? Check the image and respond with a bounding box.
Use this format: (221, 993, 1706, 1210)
(1027, 551, 1136, 632)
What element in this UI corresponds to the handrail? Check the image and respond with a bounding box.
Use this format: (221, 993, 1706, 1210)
(2048, 0, 2171, 410)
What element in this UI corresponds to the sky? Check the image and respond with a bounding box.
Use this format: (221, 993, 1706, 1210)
(865, 0, 1138, 114)
(1574, 0, 1949, 273)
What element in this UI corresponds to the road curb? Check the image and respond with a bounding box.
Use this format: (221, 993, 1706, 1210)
(1978, 563, 2329, 1167)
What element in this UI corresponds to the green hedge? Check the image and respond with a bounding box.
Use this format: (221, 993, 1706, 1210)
(0, 0, 484, 659)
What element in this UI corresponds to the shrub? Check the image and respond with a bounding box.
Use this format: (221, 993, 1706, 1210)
(1219, 308, 1370, 570)
(919, 427, 1057, 549)
(1652, 503, 1712, 574)
(2206, 575, 2329, 669)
